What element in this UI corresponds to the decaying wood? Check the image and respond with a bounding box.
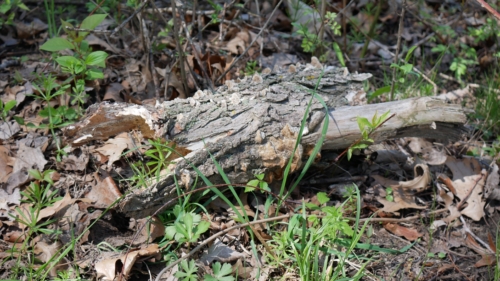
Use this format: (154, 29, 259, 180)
(65, 63, 470, 218)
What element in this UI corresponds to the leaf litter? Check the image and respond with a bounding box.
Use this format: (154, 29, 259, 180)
(1, 0, 500, 280)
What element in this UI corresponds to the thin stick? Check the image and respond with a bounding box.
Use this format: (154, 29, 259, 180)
(110, 0, 148, 36)
(475, 0, 500, 21)
(390, 0, 405, 101)
(171, 0, 189, 98)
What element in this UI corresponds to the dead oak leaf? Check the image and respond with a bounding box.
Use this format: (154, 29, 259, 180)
(445, 156, 486, 221)
(95, 244, 160, 281)
(383, 222, 423, 241)
(96, 132, 134, 167)
(373, 164, 431, 214)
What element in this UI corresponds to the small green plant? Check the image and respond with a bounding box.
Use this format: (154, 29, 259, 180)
(86, 0, 118, 13)
(0, 99, 16, 122)
(267, 187, 369, 280)
(174, 259, 199, 281)
(143, 139, 176, 181)
(390, 45, 420, 84)
(245, 173, 270, 192)
(207, 0, 223, 24)
(22, 169, 62, 207)
(348, 110, 391, 160)
(468, 18, 499, 44)
(43, 0, 57, 37)
(431, 42, 477, 81)
(164, 205, 210, 246)
(40, 14, 109, 86)
(472, 78, 500, 138)
(450, 45, 478, 81)
(0, 0, 28, 29)
(292, 11, 344, 64)
(28, 75, 75, 161)
(35, 14, 109, 160)
(479, 136, 500, 157)
(203, 262, 235, 281)
(244, 60, 258, 76)
(385, 187, 394, 202)
(6, 169, 64, 280)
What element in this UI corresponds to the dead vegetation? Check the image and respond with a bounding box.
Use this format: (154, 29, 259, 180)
(1, 0, 500, 280)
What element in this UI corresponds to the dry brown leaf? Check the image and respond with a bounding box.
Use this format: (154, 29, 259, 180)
(383, 223, 423, 241)
(0, 145, 13, 182)
(445, 157, 486, 221)
(464, 234, 497, 268)
(0, 121, 20, 140)
(96, 132, 134, 167)
(232, 259, 255, 279)
(57, 148, 89, 171)
(95, 244, 160, 281)
(227, 31, 249, 55)
(33, 241, 68, 276)
(407, 138, 447, 165)
(0, 188, 20, 220)
(15, 18, 47, 39)
(13, 142, 47, 173)
(484, 163, 500, 201)
(84, 171, 122, 208)
(15, 193, 91, 230)
(373, 164, 431, 213)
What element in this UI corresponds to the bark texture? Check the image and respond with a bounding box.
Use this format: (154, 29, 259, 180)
(65, 63, 469, 218)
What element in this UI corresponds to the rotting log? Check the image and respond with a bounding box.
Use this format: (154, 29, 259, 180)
(64, 63, 470, 218)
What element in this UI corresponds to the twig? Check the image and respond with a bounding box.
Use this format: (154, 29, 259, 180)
(351, 208, 449, 223)
(171, 0, 189, 98)
(460, 216, 495, 254)
(390, 0, 405, 101)
(215, 0, 284, 83)
(145, 7, 217, 15)
(180, 20, 213, 92)
(154, 214, 293, 281)
(110, 0, 148, 37)
(447, 251, 474, 281)
(474, 0, 500, 21)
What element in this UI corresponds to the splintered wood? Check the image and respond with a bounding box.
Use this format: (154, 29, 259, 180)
(65, 62, 469, 218)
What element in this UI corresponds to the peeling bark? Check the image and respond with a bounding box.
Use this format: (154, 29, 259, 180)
(65, 63, 469, 218)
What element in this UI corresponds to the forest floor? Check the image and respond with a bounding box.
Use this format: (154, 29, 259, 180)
(1, 0, 500, 280)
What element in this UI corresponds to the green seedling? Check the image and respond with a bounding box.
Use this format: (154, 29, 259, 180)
(0, 0, 29, 29)
(245, 173, 269, 193)
(348, 110, 391, 160)
(0, 99, 16, 121)
(203, 262, 235, 281)
(385, 187, 394, 202)
(174, 259, 198, 281)
(164, 206, 210, 246)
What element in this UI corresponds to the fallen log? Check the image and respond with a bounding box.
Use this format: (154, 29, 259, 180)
(64, 62, 469, 218)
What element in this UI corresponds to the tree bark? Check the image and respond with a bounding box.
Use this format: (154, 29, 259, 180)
(64, 63, 469, 218)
